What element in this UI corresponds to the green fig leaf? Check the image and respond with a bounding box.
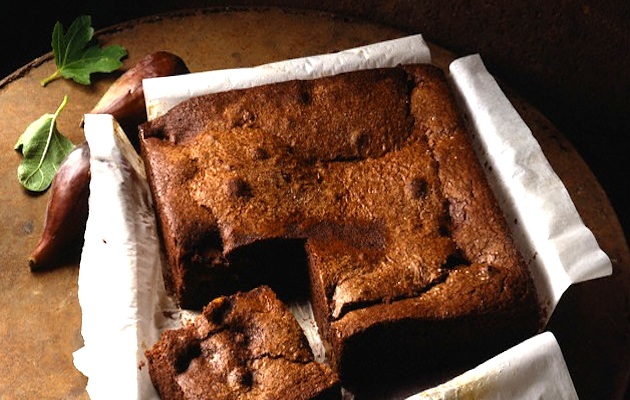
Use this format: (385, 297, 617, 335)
(14, 96, 75, 192)
(41, 15, 127, 86)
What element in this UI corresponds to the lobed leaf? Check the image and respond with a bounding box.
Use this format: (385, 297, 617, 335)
(42, 15, 127, 86)
(58, 44, 127, 85)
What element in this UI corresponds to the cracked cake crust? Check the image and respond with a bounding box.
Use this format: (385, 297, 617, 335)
(140, 64, 541, 390)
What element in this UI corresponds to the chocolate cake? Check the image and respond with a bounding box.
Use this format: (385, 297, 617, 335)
(139, 64, 541, 389)
(145, 286, 341, 399)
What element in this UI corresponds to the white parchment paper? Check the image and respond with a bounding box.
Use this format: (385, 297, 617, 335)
(74, 114, 178, 400)
(449, 55, 612, 321)
(408, 332, 579, 400)
(74, 35, 612, 399)
(143, 34, 431, 119)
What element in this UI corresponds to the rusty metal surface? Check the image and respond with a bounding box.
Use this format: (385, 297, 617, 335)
(0, 8, 628, 400)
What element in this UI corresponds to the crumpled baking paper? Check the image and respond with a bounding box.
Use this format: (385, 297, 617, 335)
(143, 34, 431, 120)
(408, 332, 578, 400)
(74, 34, 611, 399)
(74, 114, 178, 400)
(449, 54, 612, 321)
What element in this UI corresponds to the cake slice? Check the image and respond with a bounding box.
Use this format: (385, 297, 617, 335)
(145, 286, 341, 399)
(139, 64, 541, 388)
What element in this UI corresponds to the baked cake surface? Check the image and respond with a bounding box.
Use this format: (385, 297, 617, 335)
(145, 286, 341, 399)
(139, 64, 541, 387)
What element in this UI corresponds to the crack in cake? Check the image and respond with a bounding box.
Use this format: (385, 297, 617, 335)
(140, 63, 541, 392)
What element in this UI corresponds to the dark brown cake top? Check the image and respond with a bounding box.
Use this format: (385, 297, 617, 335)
(140, 64, 531, 320)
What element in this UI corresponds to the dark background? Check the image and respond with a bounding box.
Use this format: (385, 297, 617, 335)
(2, 0, 628, 244)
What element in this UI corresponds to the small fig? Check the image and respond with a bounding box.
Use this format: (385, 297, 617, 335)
(29, 142, 90, 271)
(87, 51, 189, 149)
(29, 53, 190, 271)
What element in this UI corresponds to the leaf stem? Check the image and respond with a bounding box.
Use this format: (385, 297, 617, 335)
(54, 94, 69, 116)
(40, 70, 61, 87)
(27, 95, 70, 184)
